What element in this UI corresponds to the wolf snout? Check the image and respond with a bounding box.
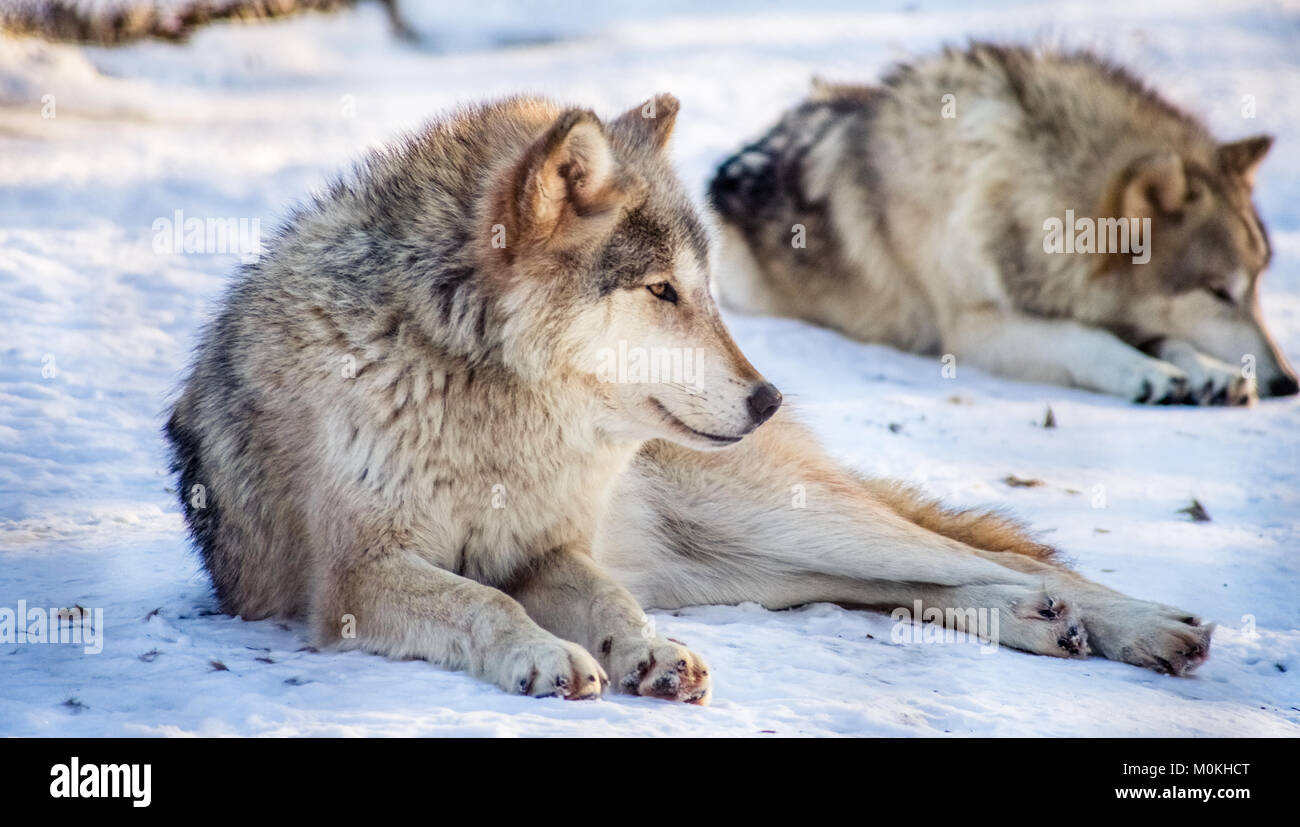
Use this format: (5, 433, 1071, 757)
(1267, 374, 1299, 397)
(746, 381, 783, 426)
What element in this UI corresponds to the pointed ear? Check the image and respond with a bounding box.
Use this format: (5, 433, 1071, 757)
(1120, 152, 1188, 219)
(510, 109, 617, 244)
(809, 76, 836, 102)
(612, 93, 679, 152)
(1217, 134, 1272, 188)
(809, 76, 879, 104)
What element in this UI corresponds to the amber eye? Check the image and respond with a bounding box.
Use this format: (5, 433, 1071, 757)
(647, 282, 678, 304)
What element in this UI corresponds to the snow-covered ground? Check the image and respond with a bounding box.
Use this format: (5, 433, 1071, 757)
(2, 0, 1297, 737)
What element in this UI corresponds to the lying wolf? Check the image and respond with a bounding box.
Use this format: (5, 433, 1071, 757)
(166, 95, 1212, 704)
(710, 43, 1297, 405)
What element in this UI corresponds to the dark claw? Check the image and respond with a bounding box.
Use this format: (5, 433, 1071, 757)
(1155, 377, 1190, 405)
(1135, 379, 1154, 403)
(1057, 625, 1083, 654)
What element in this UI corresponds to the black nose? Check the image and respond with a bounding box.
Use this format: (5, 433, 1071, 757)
(1267, 374, 1299, 397)
(746, 382, 783, 426)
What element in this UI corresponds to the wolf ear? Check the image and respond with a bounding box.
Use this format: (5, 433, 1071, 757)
(809, 76, 878, 104)
(510, 109, 617, 244)
(1217, 134, 1272, 188)
(1120, 152, 1188, 219)
(612, 93, 679, 152)
(810, 76, 836, 101)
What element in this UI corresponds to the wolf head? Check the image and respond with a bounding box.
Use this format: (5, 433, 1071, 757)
(484, 95, 781, 449)
(1101, 135, 1298, 397)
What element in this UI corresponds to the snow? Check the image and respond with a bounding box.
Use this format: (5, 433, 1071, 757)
(2, 0, 1298, 737)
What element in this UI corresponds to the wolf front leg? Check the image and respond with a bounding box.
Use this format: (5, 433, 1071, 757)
(315, 548, 607, 698)
(509, 548, 711, 704)
(944, 308, 1192, 403)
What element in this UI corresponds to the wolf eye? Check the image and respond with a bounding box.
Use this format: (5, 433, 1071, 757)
(1207, 286, 1235, 305)
(647, 282, 678, 304)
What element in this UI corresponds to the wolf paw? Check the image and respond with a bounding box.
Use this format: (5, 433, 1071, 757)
(603, 634, 711, 704)
(499, 636, 608, 700)
(1129, 360, 1190, 404)
(1182, 358, 1255, 406)
(1148, 340, 1256, 406)
(1083, 602, 1213, 675)
(999, 591, 1089, 658)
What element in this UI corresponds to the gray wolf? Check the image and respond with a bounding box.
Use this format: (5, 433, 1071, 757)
(166, 94, 1212, 706)
(709, 43, 1297, 405)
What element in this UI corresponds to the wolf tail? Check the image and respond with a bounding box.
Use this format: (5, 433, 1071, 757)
(855, 478, 1059, 561)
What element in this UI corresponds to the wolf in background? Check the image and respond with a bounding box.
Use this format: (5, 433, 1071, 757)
(166, 94, 1212, 705)
(710, 43, 1297, 405)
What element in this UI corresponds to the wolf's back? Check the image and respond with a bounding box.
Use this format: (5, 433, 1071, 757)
(163, 100, 553, 618)
(707, 98, 861, 238)
(705, 43, 1222, 348)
